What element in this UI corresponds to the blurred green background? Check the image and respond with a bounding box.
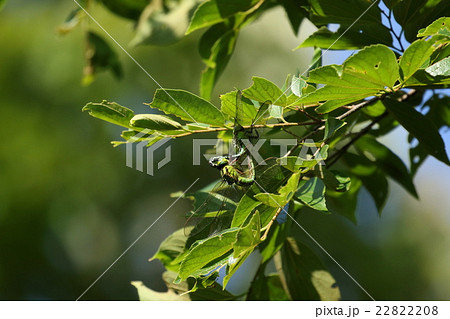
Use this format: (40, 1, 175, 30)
(0, 0, 449, 300)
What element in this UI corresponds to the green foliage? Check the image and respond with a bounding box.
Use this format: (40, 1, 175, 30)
(77, 0, 450, 301)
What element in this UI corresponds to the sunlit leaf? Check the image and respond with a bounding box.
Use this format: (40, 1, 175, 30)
(130, 114, 184, 131)
(186, 0, 260, 34)
(399, 38, 435, 82)
(243, 77, 287, 106)
(178, 229, 238, 281)
(83, 101, 134, 128)
(131, 281, 189, 301)
(149, 89, 225, 127)
(425, 56, 450, 76)
(295, 177, 328, 212)
(417, 17, 450, 38)
(300, 45, 399, 113)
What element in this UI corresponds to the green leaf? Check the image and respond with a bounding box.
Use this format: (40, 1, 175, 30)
(290, 75, 308, 97)
(295, 177, 328, 212)
(385, 1, 450, 42)
(297, 26, 391, 50)
(418, 17, 450, 38)
(99, 0, 148, 20)
(399, 39, 436, 82)
(58, 8, 84, 35)
(355, 135, 418, 198)
(384, 98, 450, 165)
(324, 118, 346, 140)
(255, 172, 301, 208)
(200, 28, 238, 100)
(149, 228, 189, 272)
(82, 101, 134, 128)
(325, 177, 362, 223)
(425, 56, 450, 76)
(275, 237, 340, 300)
(83, 32, 123, 85)
(220, 90, 257, 125)
(360, 170, 389, 215)
(223, 212, 261, 287)
(243, 77, 287, 106)
(130, 114, 184, 131)
(131, 281, 189, 301)
(403, 68, 450, 87)
(162, 271, 237, 300)
(178, 229, 238, 281)
(186, 0, 259, 34)
(309, 0, 383, 25)
(300, 45, 399, 113)
(231, 191, 261, 228)
(149, 89, 225, 127)
(280, 0, 308, 35)
(247, 266, 290, 300)
(130, 0, 199, 46)
(259, 204, 293, 263)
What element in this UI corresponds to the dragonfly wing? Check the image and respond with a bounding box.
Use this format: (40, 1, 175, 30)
(184, 180, 236, 238)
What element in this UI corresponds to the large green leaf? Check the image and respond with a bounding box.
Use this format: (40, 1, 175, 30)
(295, 177, 328, 212)
(149, 89, 225, 127)
(384, 98, 450, 165)
(82, 101, 134, 128)
(220, 90, 257, 125)
(300, 45, 399, 113)
(186, 0, 260, 34)
(242, 77, 287, 106)
(275, 237, 340, 300)
(178, 229, 238, 281)
(399, 39, 436, 83)
(355, 135, 418, 198)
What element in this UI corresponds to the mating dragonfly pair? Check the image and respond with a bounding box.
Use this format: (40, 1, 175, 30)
(185, 92, 270, 237)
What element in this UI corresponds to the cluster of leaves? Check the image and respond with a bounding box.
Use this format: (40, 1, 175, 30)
(79, 0, 450, 300)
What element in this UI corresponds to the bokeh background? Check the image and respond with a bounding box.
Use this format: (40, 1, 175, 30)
(0, 0, 449, 300)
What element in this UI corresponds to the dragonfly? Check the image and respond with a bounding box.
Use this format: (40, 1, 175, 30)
(208, 90, 270, 186)
(185, 92, 270, 237)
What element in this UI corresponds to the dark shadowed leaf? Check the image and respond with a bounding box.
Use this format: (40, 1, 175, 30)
(384, 98, 450, 165)
(275, 237, 340, 300)
(355, 135, 418, 198)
